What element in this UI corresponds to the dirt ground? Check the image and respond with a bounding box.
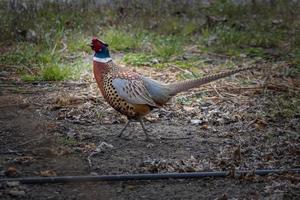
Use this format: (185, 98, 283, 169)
(0, 57, 299, 199)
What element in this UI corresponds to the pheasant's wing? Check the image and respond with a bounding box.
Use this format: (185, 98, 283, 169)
(112, 76, 159, 107)
(142, 77, 172, 105)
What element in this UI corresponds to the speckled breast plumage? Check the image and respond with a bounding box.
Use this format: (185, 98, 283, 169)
(93, 61, 151, 118)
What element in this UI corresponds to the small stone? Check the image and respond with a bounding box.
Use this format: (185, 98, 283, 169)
(7, 181, 20, 187)
(150, 58, 159, 64)
(146, 143, 154, 148)
(90, 172, 98, 176)
(190, 119, 202, 125)
(183, 106, 194, 112)
(0, 71, 9, 77)
(40, 170, 57, 177)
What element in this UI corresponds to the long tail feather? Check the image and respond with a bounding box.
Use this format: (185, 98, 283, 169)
(168, 66, 255, 96)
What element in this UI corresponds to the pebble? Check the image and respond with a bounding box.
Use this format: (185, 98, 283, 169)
(90, 172, 98, 176)
(8, 190, 25, 197)
(190, 119, 202, 125)
(146, 143, 154, 148)
(6, 181, 20, 187)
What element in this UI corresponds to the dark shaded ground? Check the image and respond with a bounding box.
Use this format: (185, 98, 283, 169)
(0, 58, 299, 199)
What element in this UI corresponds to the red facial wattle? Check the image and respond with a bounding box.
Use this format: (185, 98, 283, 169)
(91, 39, 101, 52)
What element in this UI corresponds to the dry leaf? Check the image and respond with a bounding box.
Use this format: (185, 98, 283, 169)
(5, 166, 17, 177)
(201, 124, 209, 130)
(183, 106, 194, 112)
(255, 119, 267, 129)
(40, 170, 57, 177)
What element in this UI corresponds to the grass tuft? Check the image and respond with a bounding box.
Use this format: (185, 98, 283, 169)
(0, 0, 299, 80)
(123, 53, 155, 66)
(152, 36, 184, 59)
(40, 64, 71, 81)
(102, 29, 144, 51)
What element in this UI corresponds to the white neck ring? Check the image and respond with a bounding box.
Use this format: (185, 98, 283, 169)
(93, 57, 112, 63)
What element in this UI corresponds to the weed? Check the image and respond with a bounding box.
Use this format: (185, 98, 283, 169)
(152, 36, 184, 59)
(176, 96, 193, 105)
(102, 28, 144, 51)
(0, 0, 299, 81)
(40, 64, 71, 81)
(21, 74, 39, 82)
(67, 34, 90, 53)
(57, 136, 78, 146)
(123, 53, 155, 66)
(169, 58, 203, 69)
(268, 94, 300, 119)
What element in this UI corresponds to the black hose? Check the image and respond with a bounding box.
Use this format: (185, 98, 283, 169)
(1, 169, 299, 184)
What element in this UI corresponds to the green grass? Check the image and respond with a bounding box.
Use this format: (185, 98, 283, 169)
(123, 53, 155, 66)
(267, 94, 300, 119)
(57, 136, 78, 146)
(152, 36, 184, 59)
(198, 25, 283, 57)
(0, 0, 299, 80)
(102, 28, 145, 51)
(40, 64, 71, 81)
(121, 34, 187, 65)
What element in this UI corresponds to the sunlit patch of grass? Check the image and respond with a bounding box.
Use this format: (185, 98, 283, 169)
(21, 65, 71, 82)
(198, 25, 282, 57)
(40, 64, 71, 81)
(0, 43, 39, 66)
(1, 0, 299, 82)
(152, 36, 184, 59)
(1, 32, 89, 81)
(38, 59, 89, 81)
(123, 53, 155, 66)
(102, 28, 144, 51)
(170, 58, 203, 69)
(67, 34, 90, 53)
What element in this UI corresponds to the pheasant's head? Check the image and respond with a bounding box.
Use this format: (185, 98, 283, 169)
(91, 37, 111, 61)
(90, 37, 109, 53)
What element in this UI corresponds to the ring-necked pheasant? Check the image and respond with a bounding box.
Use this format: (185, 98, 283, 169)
(91, 37, 254, 140)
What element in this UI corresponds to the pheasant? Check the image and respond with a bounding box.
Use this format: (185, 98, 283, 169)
(90, 37, 254, 140)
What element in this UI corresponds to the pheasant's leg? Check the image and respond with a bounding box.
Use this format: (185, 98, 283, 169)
(117, 120, 131, 137)
(138, 118, 150, 140)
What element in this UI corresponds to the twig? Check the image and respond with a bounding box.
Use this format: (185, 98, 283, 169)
(59, 41, 68, 53)
(51, 43, 57, 55)
(14, 135, 44, 148)
(211, 83, 223, 99)
(246, 119, 257, 129)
